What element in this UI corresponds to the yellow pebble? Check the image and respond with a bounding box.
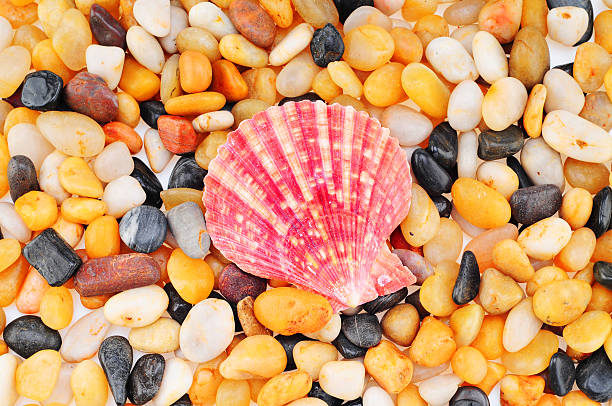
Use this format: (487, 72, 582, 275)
(492, 239, 535, 282)
(0, 238, 21, 273)
(3, 106, 40, 135)
(563, 391, 600, 406)
(61, 197, 107, 225)
(71, 359, 109, 406)
(397, 384, 427, 406)
(40, 286, 73, 330)
(342, 25, 395, 71)
(532, 279, 592, 326)
(0, 134, 9, 199)
(501, 330, 559, 375)
(58, 157, 104, 198)
(220, 335, 287, 380)
(15, 191, 58, 231)
(51, 214, 84, 248)
(327, 61, 363, 98)
(408, 316, 456, 367)
(363, 62, 407, 107)
(312, 69, 342, 102)
(364, 339, 413, 393)
(16, 349, 62, 401)
(401, 62, 450, 118)
(451, 178, 511, 229)
(450, 346, 487, 384)
(563, 310, 612, 354)
(400, 184, 440, 247)
(257, 370, 312, 406)
(195, 131, 228, 170)
(167, 248, 215, 304)
(216, 379, 251, 406)
(84, 215, 121, 258)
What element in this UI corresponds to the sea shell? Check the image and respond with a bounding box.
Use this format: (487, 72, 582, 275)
(203, 101, 416, 311)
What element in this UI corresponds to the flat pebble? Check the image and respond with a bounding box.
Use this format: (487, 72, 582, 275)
(575, 347, 612, 402)
(37, 111, 105, 157)
(478, 125, 524, 161)
(90, 4, 126, 49)
(86, 45, 125, 90)
(126, 26, 165, 74)
(411, 148, 453, 196)
(20, 70, 63, 111)
(503, 297, 542, 352)
(60, 308, 110, 363)
(4, 315, 62, 358)
(103, 285, 169, 327)
(15, 349, 61, 402)
(7, 154, 39, 201)
(543, 69, 585, 114)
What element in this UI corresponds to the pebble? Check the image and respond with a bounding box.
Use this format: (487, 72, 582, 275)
(71, 359, 108, 406)
(188, 2, 238, 40)
(362, 288, 407, 314)
(304, 313, 341, 343)
(576, 348, 612, 402)
(20, 70, 63, 111)
(418, 374, 462, 406)
(533, 279, 591, 326)
(332, 330, 368, 359)
(99, 335, 133, 406)
(151, 357, 193, 406)
(127, 354, 165, 405)
(452, 250, 480, 305)
(452, 178, 512, 228)
(0, 46, 30, 98)
(381, 105, 432, 147)
(168, 154, 207, 190)
(60, 308, 109, 363)
(518, 217, 572, 260)
(7, 155, 39, 201)
(103, 121, 143, 153)
(140, 100, 166, 129)
(425, 37, 478, 83)
(89, 4, 126, 49)
(102, 175, 147, 218)
(426, 122, 458, 170)
(472, 31, 508, 84)
(180, 298, 235, 362)
(37, 111, 106, 157)
(411, 148, 453, 196)
(510, 184, 562, 226)
(481, 77, 528, 131)
(15, 349, 61, 402)
(340, 313, 382, 349)
(431, 195, 452, 218)
(449, 386, 490, 406)
(542, 110, 612, 164)
(456, 130, 478, 179)
(292, 0, 339, 28)
(276, 333, 308, 370)
(228, 0, 275, 48)
(547, 351, 576, 397)
(103, 284, 169, 327)
(580, 92, 612, 131)
(476, 161, 519, 200)
(133, 0, 170, 37)
(58, 156, 103, 198)
(401, 63, 450, 118)
(478, 125, 524, 161)
(276, 51, 320, 98)
(126, 26, 165, 74)
(160, 6, 188, 54)
(167, 248, 214, 305)
(4, 315, 62, 358)
(502, 297, 542, 353)
(574, 42, 612, 93)
(219, 34, 268, 68)
(594, 261, 612, 289)
(543, 69, 585, 114)
(163, 282, 192, 324)
(308, 382, 343, 406)
(144, 129, 173, 173)
(94, 141, 134, 183)
(509, 26, 550, 90)
(120, 206, 167, 253)
(0, 354, 19, 406)
(23, 228, 82, 286)
(75, 253, 161, 296)
(447, 80, 483, 132)
(131, 157, 164, 208)
(220, 335, 286, 379)
(218, 263, 267, 303)
(547, 6, 589, 46)
(167, 202, 210, 259)
(0, 202, 30, 243)
(319, 361, 365, 401)
(520, 137, 565, 190)
(585, 186, 612, 238)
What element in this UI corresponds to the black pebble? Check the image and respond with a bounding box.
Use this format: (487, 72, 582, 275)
(140, 101, 167, 129)
(405, 289, 430, 319)
(7, 155, 39, 202)
(168, 154, 207, 190)
(576, 347, 612, 402)
(427, 122, 458, 170)
(99, 336, 133, 406)
(208, 291, 243, 333)
(553, 62, 574, 76)
(585, 186, 612, 238)
(3, 315, 62, 359)
(164, 283, 193, 324)
(120, 206, 167, 253)
(546, 0, 593, 46)
(509, 184, 562, 226)
(594, 261, 612, 290)
(279, 93, 325, 105)
(310, 24, 344, 67)
(541, 323, 565, 336)
(452, 251, 480, 305)
(127, 354, 165, 405)
(506, 156, 533, 189)
(432, 195, 452, 218)
(23, 228, 82, 287)
(89, 4, 127, 49)
(478, 125, 524, 161)
(131, 157, 164, 208)
(411, 148, 453, 196)
(362, 287, 408, 314)
(332, 330, 368, 359)
(20, 71, 63, 111)
(171, 394, 193, 405)
(309, 382, 343, 406)
(4, 84, 24, 107)
(275, 333, 308, 370)
(343, 398, 363, 406)
(341, 313, 382, 348)
(547, 351, 576, 396)
(449, 386, 490, 406)
(333, 0, 374, 22)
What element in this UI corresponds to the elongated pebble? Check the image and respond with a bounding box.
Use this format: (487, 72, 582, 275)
(167, 201, 211, 258)
(104, 285, 169, 327)
(270, 23, 314, 66)
(188, 2, 237, 40)
(126, 26, 165, 74)
(518, 217, 572, 260)
(99, 336, 133, 406)
(0, 202, 31, 243)
(39, 150, 70, 204)
(133, 0, 171, 37)
(0, 354, 18, 406)
(426, 37, 478, 84)
(543, 69, 585, 114)
(60, 308, 110, 362)
(144, 129, 173, 173)
(447, 80, 483, 131)
(457, 131, 478, 179)
(472, 31, 508, 84)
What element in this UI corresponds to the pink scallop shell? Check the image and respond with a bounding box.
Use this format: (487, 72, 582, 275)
(203, 101, 415, 311)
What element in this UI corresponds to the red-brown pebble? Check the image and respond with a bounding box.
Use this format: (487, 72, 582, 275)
(219, 263, 268, 303)
(228, 0, 277, 48)
(157, 115, 204, 154)
(64, 72, 119, 123)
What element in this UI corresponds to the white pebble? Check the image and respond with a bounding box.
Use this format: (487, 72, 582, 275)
(144, 129, 173, 173)
(520, 137, 565, 190)
(180, 298, 235, 363)
(126, 26, 165, 74)
(411, 361, 452, 383)
(276, 51, 320, 98)
(188, 2, 237, 40)
(343, 6, 392, 33)
(472, 30, 508, 84)
(104, 285, 169, 328)
(102, 175, 147, 218)
(482, 77, 528, 131)
(503, 297, 542, 352)
(476, 161, 519, 200)
(39, 150, 70, 204)
(160, 6, 188, 54)
(547, 6, 589, 46)
(381, 105, 432, 147)
(270, 23, 314, 66)
(426, 37, 478, 84)
(151, 358, 194, 406)
(93, 141, 134, 183)
(456, 130, 478, 179)
(60, 308, 110, 363)
(304, 313, 341, 343)
(7, 123, 54, 171)
(133, 0, 171, 37)
(542, 110, 612, 164)
(192, 110, 235, 133)
(363, 386, 394, 406)
(451, 24, 479, 55)
(0, 354, 19, 406)
(418, 374, 462, 406)
(86, 45, 125, 90)
(543, 68, 585, 114)
(0, 202, 31, 243)
(518, 217, 572, 260)
(0, 16, 13, 53)
(447, 80, 483, 131)
(319, 361, 365, 401)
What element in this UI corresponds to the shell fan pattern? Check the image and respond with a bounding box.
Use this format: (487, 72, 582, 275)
(203, 101, 416, 311)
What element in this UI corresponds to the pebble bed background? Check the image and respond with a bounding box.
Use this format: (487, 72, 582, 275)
(2, 0, 612, 405)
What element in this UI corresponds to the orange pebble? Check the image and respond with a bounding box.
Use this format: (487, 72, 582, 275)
(102, 121, 143, 154)
(179, 50, 213, 94)
(211, 59, 249, 102)
(16, 267, 50, 314)
(119, 57, 160, 101)
(157, 115, 204, 154)
(471, 314, 505, 360)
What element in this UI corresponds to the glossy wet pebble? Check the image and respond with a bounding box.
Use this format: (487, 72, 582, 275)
(447, 80, 483, 132)
(131, 157, 164, 208)
(478, 125, 524, 161)
(168, 154, 207, 190)
(547, 6, 589, 46)
(15, 349, 62, 402)
(411, 148, 453, 196)
(128, 354, 165, 405)
(381, 105, 432, 147)
(21, 70, 63, 111)
(363, 288, 407, 314)
(103, 175, 147, 218)
(120, 206, 167, 253)
(521, 137, 565, 190)
(576, 347, 612, 402)
(151, 357, 193, 406)
(103, 285, 168, 327)
(89, 4, 126, 49)
(276, 333, 308, 370)
(7, 155, 39, 201)
(309, 381, 343, 406)
(449, 386, 490, 406)
(23, 228, 82, 286)
(99, 335, 133, 406)
(510, 184, 562, 226)
(219, 263, 267, 303)
(60, 308, 110, 363)
(167, 202, 211, 259)
(426, 37, 478, 84)
(585, 187, 612, 238)
(418, 374, 462, 406)
(341, 313, 382, 348)
(506, 156, 533, 189)
(37, 111, 106, 157)
(452, 250, 480, 305)
(543, 69, 585, 114)
(594, 261, 612, 289)
(4, 315, 62, 358)
(64, 72, 119, 123)
(509, 26, 550, 90)
(140, 100, 167, 130)
(94, 141, 134, 183)
(133, 0, 171, 37)
(426, 122, 457, 170)
(548, 351, 576, 396)
(180, 298, 235, 362)
(163, 282, 192, 324)
(319, 361, 365, 401)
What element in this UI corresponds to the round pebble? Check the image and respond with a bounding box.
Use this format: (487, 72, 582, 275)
(120, 205, 167, 253)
